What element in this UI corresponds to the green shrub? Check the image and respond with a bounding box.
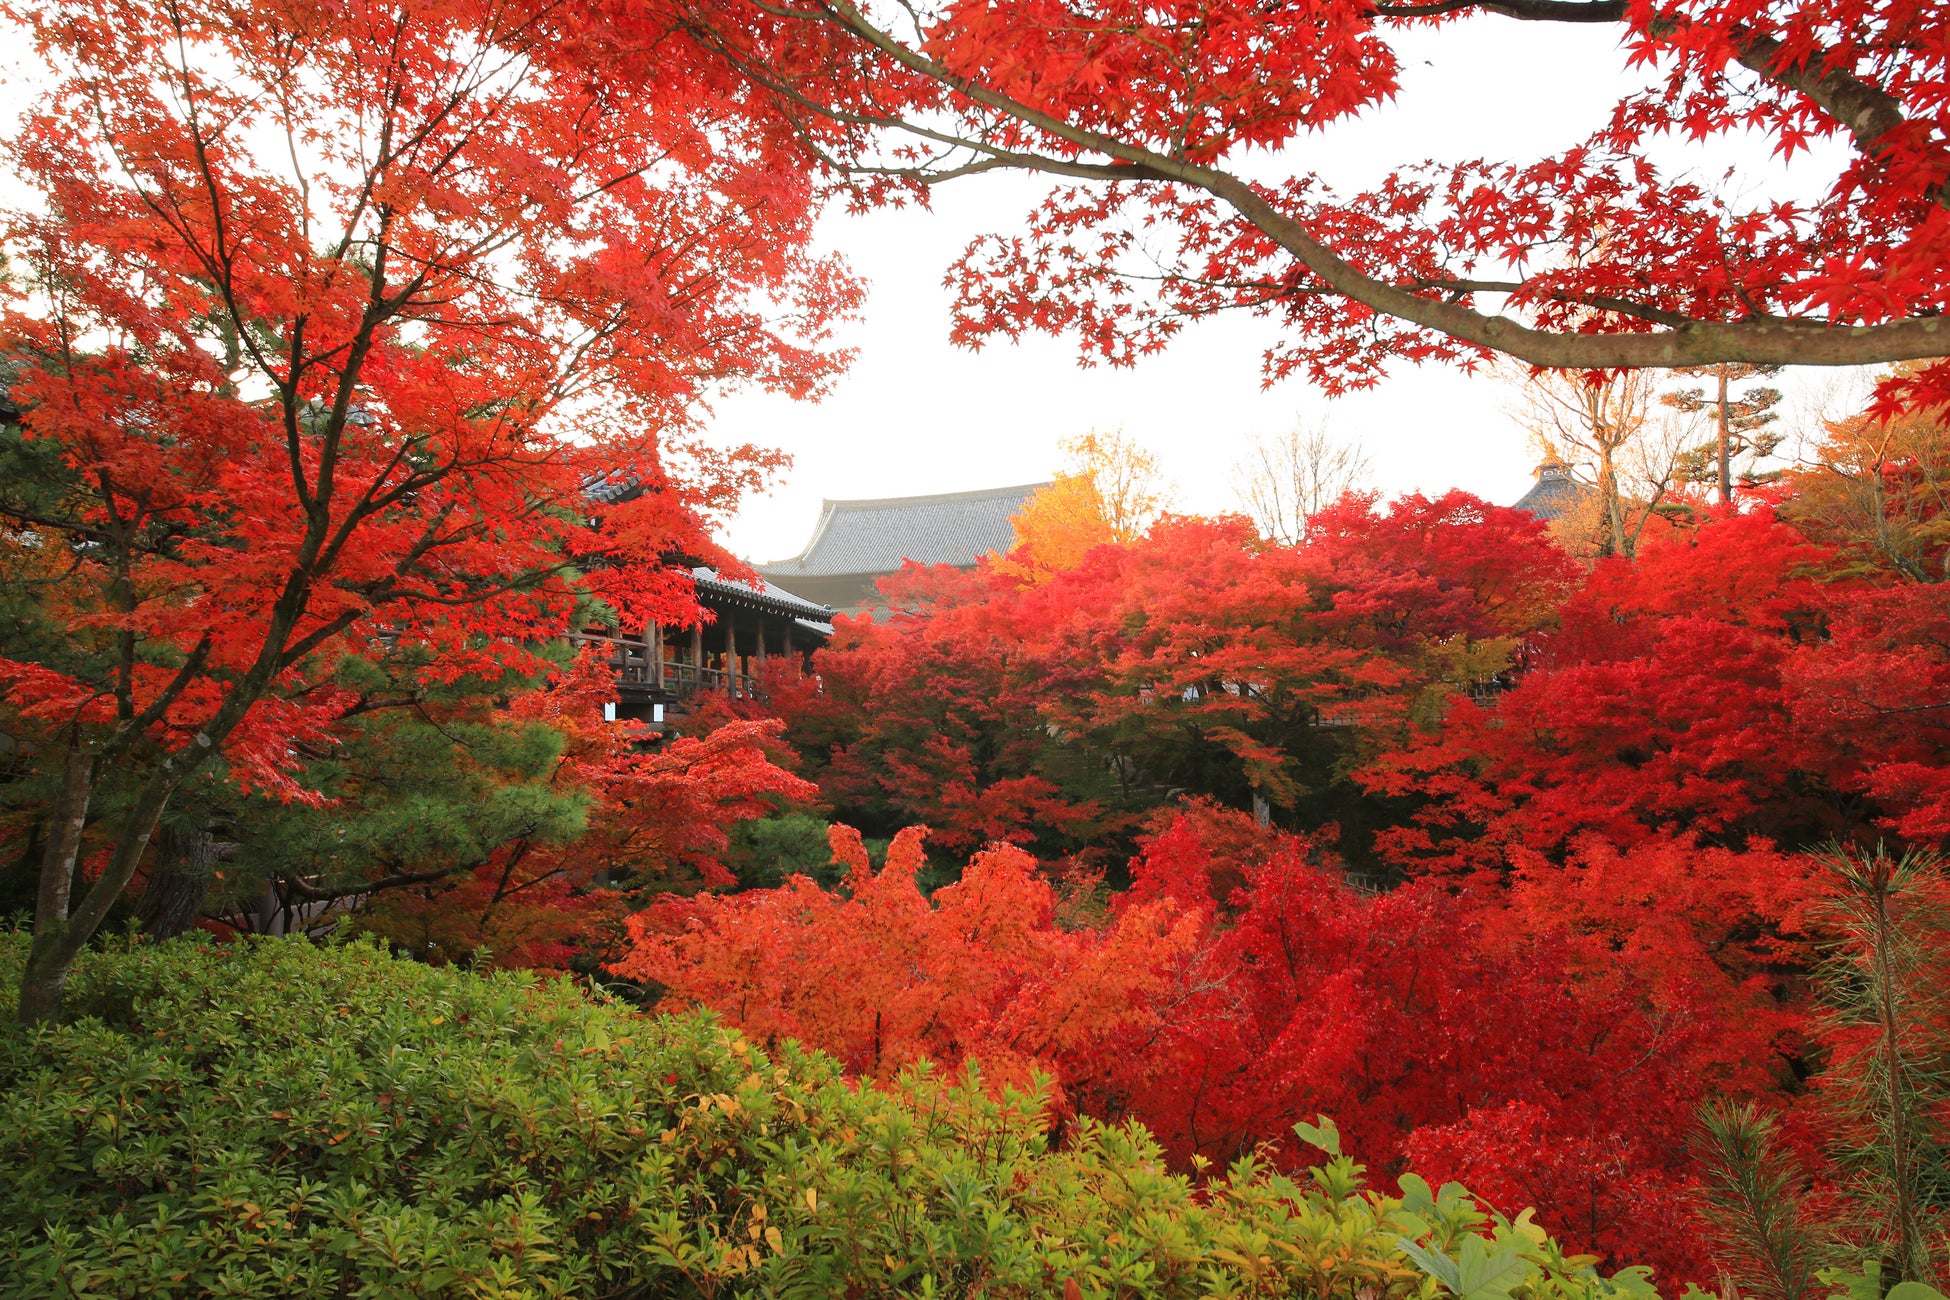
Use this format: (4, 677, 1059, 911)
(724, 813, 842, 890)
(1, 932, 1662, 1299)
(724, 815, 960, 895)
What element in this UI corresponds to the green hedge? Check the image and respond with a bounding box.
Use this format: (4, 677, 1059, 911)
(0, 932, 1661, 1299)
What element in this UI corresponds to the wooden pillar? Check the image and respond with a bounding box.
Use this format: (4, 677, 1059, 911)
(690, 622, 704, 689)
(649, 622, 663, 690)
(757, 613, 768, 665)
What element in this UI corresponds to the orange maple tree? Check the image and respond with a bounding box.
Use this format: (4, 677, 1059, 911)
(613, 822, 1200, 1106)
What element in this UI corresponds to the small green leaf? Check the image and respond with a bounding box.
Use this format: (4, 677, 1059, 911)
(1820, 1261, 1887, 1300)
(1293, 1115, 1340, 1157)
(1452, 1233, 1528, 1300)
(1398, 1173, 1435, 1214)
(1396, 1236, 1461, 1293)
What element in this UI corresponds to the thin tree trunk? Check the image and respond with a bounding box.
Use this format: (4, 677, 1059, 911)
(1598, 445, 1628, 558)
(1717, 368, 1733, 505)
(18, 748, 98, 1025)
(18, 740, 197, 1022)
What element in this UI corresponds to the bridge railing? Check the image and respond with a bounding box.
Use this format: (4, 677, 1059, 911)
(563, 631, 761, 700)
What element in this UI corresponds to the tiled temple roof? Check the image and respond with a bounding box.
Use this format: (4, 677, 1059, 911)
(691, 566, 833, 630)
(757, 483, 1049, 580)
(1511, 460, 1592, 522)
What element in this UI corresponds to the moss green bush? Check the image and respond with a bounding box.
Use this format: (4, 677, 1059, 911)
(1, 932, 1662, 1299)
(724, 813, 843, 890)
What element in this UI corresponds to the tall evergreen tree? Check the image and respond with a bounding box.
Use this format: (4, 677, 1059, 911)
(1664, 364, 1786, 504)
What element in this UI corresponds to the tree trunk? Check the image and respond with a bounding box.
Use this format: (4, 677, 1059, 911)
(19, 748, 99, 1025)
(133, 824, 220, 940)
(1717, 368, 1733, 505)
(1598, 446, 1628, 559)
(19, 746, 181, 1023)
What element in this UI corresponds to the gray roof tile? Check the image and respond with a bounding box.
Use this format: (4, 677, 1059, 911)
(1511, 462, 1593, 522)
(581, 470, 642, 505)
(692, 566, 834, 622)
(758, 483, 1049, 579)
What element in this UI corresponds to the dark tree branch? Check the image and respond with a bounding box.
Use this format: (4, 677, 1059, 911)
(1371, 0, 1623, 20)
(732, 0, 1950, 369)
(1370, 0, 1940, 198)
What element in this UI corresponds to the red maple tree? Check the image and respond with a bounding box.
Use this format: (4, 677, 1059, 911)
(777, 563, 1099, 855)
(0, 0, 852, 1020)
(777, 493, 1575, 862)
(1365, 508, 1950, 879)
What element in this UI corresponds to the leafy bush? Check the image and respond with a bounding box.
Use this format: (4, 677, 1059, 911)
(2, 932, 1664, 1299)
(723, 812, 842, 890)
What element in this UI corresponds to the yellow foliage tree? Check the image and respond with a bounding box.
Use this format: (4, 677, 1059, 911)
(1783, 380, 1950, 583)
(1002, 429, 1168, 581)
(1003, 473, 1116, 580)
(1063, 428, 1166, 542)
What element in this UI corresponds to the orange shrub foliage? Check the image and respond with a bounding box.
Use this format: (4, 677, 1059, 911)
(619, 801, 1770, 1278)
(613, 823, 1200, 1105)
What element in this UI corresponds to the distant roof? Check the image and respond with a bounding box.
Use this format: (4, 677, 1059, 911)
(582, 469, 642, 506)
(1511, 461, 1592, 522)
(692, 566, 834, 625)
(758, 483, 1050, 580)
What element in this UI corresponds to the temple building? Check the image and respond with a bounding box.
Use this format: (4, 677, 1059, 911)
(564, 567, 833, 726)
(757, 482, 1049, 611)
(1510, 457, 1593, 521)
(576, 471, 837, 726)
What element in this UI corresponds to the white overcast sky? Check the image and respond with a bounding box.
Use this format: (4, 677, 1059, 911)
(704, 15, 1870, 565)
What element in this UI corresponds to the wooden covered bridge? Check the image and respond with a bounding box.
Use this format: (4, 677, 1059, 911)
(576, 471, 840, 727)
(565, 567, 835, 728)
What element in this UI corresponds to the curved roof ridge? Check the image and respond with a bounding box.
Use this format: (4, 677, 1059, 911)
(773, 498, 842, 570)
(815, 482, 1052, 511)
(692, 566, 835, 622)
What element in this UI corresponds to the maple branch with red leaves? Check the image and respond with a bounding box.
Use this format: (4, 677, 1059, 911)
(674, 0, 1950, 381)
